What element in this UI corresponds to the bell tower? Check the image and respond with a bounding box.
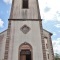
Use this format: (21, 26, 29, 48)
(10, 0, 41, 19)
(4, 0, 47, 60)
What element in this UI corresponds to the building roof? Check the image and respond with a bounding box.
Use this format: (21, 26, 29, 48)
(0, 29, 7, 34)
(43, 29, 53, 35)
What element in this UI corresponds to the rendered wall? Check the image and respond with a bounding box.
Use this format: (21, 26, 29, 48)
(43, 30, 54, 60)
(0, 31, 7, 60)
(8, 20, 44, 60)
(10, 0, 40, 19)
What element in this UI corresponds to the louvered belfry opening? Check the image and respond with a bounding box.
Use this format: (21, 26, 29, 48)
(22, 0, 28, 8)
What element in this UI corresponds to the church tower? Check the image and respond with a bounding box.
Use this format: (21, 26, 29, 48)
(2, 0, 54, 60)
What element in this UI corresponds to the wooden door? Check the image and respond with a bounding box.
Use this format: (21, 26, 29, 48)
(20, 50, 31, 60)
(20, 54, 26, 60)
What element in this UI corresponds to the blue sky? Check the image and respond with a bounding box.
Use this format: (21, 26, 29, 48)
(0, 0, 60, 55)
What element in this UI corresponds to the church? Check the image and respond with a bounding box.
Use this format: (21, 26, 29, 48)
(0, 0, 55, 60)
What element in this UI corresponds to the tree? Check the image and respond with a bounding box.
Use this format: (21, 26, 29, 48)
(55, 53, 60, 60)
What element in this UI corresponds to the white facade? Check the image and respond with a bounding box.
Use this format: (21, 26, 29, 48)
(0, 29, 54, 60)
(0, 0, 54, 60)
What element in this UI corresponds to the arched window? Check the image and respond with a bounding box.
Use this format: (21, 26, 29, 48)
(22, 0, 28, 9)
(44, 37, 48, 49)
(44, 37, 50, 60)
(18, 42, 32, 60)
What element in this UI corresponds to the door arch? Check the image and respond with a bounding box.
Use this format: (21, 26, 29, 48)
(18, 42, 33, 60)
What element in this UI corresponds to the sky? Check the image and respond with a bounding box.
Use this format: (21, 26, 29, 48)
(0, 0, 60, 55)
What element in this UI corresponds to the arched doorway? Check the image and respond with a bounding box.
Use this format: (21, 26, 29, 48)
(19, 42, 32, 60)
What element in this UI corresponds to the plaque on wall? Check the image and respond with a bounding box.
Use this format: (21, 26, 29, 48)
(20, 25, 30, 34)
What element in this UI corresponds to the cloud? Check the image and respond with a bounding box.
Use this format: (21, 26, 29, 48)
(0, 19, 4, 28)
(56, 11, 60, 22)
(44, 7, 51, 12)
(38, 0, 60, 22)
(55, 24, 60, 28)
(3, 0, 12, 4)
(52, 38, 60, 54)
(53, 32, 57, 36)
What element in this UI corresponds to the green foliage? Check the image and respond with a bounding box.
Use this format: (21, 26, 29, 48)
(55, 53, 60, 60)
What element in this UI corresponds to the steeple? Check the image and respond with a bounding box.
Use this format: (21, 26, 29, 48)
(10, 0, 41, 19)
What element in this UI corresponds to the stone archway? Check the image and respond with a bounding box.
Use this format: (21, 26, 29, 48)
(18, 42, 32, 60)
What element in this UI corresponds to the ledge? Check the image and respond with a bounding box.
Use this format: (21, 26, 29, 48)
(8, 19, 42, 21)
